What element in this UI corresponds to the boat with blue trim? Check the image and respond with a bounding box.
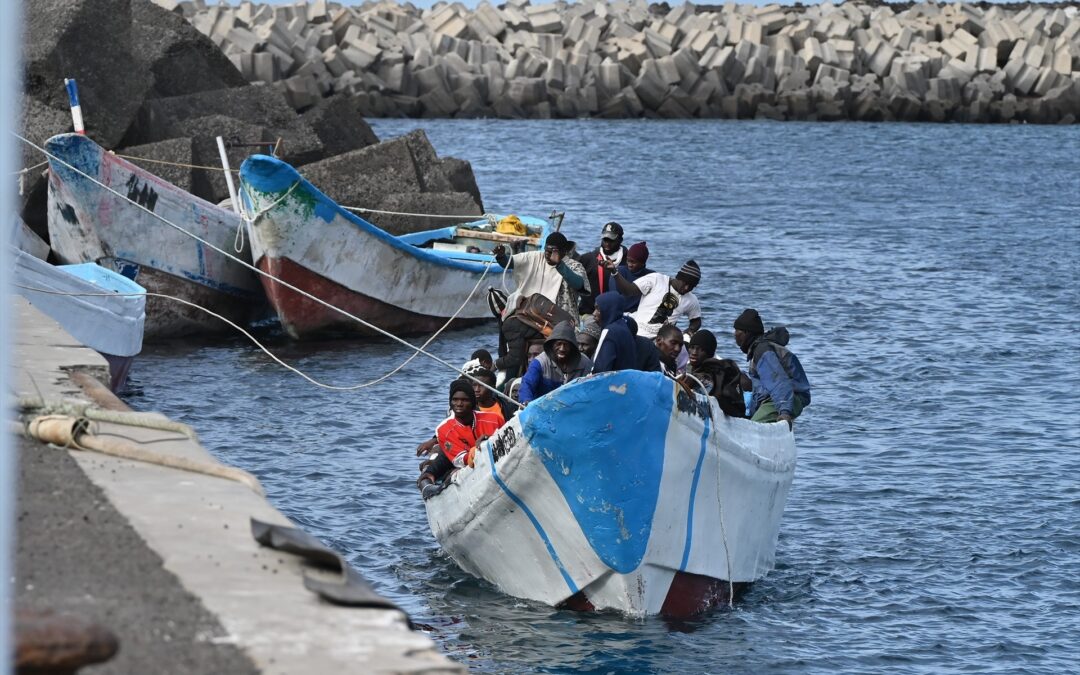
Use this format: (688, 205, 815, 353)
(13, 248, 146, 391)
(423, 370, 797, 617)
(238, 153, 555, 339)
(45, 133, 263, 338)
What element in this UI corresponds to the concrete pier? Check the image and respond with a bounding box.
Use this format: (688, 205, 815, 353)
(9, 296, 462, 673)
(158, 0, 1080, 123)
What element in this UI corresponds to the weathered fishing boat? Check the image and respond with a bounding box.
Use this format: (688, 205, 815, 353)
(13, 248, 146, 391)
(44, 133, 263, 338)
(238, 154, 554, 339)
(423, 371, 797, 617)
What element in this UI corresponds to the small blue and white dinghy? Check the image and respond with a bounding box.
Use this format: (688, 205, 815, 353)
(423, 370, 797, 617)
(13, 248, 146, 391)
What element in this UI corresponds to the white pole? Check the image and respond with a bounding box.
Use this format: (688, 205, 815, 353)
(216, 136, 241, 215)
(64, 78, 85, 134)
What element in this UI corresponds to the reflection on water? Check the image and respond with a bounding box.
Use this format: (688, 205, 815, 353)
(125, 119, 1080, 673)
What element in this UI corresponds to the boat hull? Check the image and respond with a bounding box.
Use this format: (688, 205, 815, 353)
(45, 133, 263, 338)
(13, 249, 145, 392)
(424, 371, 798, 617)
(239, 154, 531, 339)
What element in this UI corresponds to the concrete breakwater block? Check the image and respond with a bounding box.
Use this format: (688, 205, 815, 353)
(157, 0, 1078, 125)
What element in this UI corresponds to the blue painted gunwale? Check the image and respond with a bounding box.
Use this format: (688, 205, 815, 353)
(60, 262, 146, 295)
(240, 154, 553, 274)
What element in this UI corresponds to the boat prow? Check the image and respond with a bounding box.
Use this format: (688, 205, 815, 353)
(424, 370, 798, 617)
(239, 154, 552, 339)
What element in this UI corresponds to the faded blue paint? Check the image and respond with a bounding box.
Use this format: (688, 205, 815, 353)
(239, 154, 553, 274)
(487, 443, 579, 594)
(518, 371, 674, 574)
(59, 262, 145, 294)
(679, 417, 712, 571)
(45, 134, 102, 186)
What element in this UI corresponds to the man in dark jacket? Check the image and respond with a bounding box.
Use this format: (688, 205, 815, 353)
(733, 309, 811, 429)
(591, 291, 637, 373)
(686, 330, 747, 418)
(625, 316, 662, 373)
(578, 221, 627, 316)
(519, 321, 593, 404)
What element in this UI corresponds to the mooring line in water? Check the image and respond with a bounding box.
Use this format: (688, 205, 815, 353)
(13, 279, 489, 393)
(14, 133, 520, 407)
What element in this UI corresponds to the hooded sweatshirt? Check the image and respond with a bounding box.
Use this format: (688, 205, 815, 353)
(591, 292, 638, 374)
(518, 321, 594, 404)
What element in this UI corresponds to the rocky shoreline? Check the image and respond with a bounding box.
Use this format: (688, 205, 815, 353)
(157, 0, 1080, 123)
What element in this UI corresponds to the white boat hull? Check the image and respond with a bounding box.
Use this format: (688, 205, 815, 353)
(240, 155, 518, 338)
(45, 133, 262, 338)
(424, 371, 798, 617)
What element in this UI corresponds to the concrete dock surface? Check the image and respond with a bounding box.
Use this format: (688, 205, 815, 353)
(10, 296, 463, 674)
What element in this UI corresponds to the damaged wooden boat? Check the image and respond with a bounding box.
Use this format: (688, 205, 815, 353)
(13, 248, 145, 391)
(422, 370, 797, 617)
(44, 133, 263, 338)
(238, 153, 554, 339)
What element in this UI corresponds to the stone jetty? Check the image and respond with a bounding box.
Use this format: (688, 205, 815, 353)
(155, 0, 1080, 124)
(18, 0, 485, 248)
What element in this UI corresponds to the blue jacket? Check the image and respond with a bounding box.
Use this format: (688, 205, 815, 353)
(592, 292, 637, 374)
(747, 328, 811, 417)
(519, 321, 593, 404)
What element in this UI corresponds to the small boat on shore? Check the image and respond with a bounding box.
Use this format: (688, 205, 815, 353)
(13, 248, 146, 391)
(44, 133, 263, 339)
(422, 370, 797, 617)
(238, 154, 553, 339)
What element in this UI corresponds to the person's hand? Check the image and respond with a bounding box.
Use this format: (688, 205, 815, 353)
(416, 437, 438, 457)
(493, 244, 507, 257)
(778, 413, 794, 431)
(601, 258, 618, 273)
(467, 445, 478, 468)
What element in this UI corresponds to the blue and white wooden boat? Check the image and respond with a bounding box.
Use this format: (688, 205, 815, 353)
(13, 248, 146, 391)
(423, 371, 797, 617)
(239, 153, 554, 339)
(44, 133, 263, 338)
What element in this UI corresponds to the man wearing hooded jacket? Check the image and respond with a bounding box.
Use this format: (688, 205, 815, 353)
(518, 320, 593, 404)
(591, 291, 638, 374)
(733, 308, 811, 429)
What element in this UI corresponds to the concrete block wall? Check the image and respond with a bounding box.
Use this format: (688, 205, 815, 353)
(159, 0, 1080, 123)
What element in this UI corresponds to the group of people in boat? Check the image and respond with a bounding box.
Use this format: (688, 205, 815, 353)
(417, 221, 811, 497)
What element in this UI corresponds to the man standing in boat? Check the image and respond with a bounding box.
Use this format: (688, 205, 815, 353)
(493, 233, 589, 379)
(577, 221, 628, 316)
(609, 259, 704, 339)
(733, 309, 812, 430)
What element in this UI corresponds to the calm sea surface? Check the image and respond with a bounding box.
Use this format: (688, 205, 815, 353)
(124, 120, 1080, 674)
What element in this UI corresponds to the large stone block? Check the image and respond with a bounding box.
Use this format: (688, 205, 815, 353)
(366, 192, 483, 235)
(298, 135, 423, 209)
(299, 94, 379, 158)
(24, 0, 153, 148)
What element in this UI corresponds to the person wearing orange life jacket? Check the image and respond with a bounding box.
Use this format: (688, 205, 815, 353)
(430, 380, 501, 480)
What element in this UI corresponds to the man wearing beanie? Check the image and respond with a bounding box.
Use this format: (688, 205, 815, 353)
(577, 221, 628, 316)
(685, 330, 748, 418)
(733, 309, 811, 430)
(611, 259, 703, 340)
(430, 379, 502, 479)
(615, 241, 655, 312)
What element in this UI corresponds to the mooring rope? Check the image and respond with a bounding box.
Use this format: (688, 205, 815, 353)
(13, 265, 490, 392)
(14, 132, 520, 407)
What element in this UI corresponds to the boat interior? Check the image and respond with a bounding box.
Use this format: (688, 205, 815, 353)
(397, 215, 553, 265)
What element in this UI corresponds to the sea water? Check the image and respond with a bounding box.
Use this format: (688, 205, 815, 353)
(124, 119, 1080, 674)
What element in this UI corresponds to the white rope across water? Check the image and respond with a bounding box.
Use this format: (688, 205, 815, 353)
(13, 274, 490, 392)
(14, 132, 520, 407)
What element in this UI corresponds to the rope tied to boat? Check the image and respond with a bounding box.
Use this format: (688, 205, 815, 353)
(15, 132, 521, 408)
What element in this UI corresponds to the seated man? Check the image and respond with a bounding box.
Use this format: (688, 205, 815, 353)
(471, 368, 513, 424)
(576, 320, 600, 359)
(733, 309, 811, 429)
(591, 291, 637, 374)
(429, 380, 502, 481)
(685, 330, 746, 418)
(471, 349, 494, 373)
(654, 323, 684, 375)
(519, 321, 593, 404)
